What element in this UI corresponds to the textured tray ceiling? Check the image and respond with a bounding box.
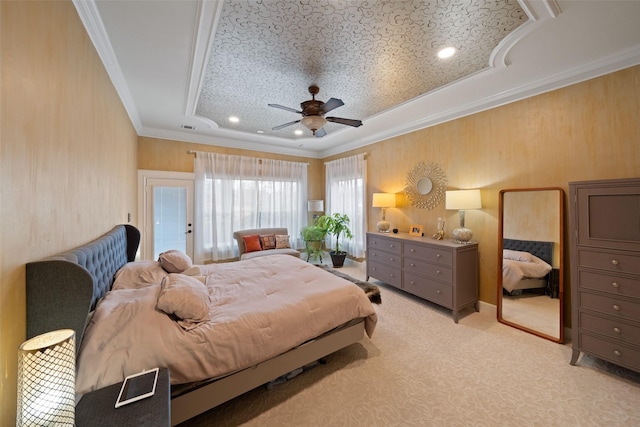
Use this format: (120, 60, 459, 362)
(196, 0, 527, 138)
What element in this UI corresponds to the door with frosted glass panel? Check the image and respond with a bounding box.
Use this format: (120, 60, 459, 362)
(145, 178, 194, 260)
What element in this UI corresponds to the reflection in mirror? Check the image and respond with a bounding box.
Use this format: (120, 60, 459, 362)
(497, 188, 564, 343)
(416, 178, 433, 195)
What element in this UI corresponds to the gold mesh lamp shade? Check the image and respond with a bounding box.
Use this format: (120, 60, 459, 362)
(372, 193, 396, 232)
(445, 189, 482, 243)
(17, 329, 75, 426)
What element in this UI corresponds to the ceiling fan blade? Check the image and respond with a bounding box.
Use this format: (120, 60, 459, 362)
(326, 117, 363, 127)
(320, 98, 344, 114)
(272, 120, 301, 130)
(314, 127, 327, 138)
(268, 103, 302, 114)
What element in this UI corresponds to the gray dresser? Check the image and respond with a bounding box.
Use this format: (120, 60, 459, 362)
(569, 178, 640, 372)
(366, 232, 478, 323)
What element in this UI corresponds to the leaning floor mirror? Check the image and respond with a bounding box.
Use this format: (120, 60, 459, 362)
(497, 187, 564, 343)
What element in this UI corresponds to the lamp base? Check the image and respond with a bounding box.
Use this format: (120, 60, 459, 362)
(452, 227, 473, 243)
(377, 220, 391, 233)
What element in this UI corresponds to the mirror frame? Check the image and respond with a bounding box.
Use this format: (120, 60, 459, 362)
(497, 187, 564, 343)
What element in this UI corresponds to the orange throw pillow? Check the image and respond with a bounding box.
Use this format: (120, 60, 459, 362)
(242, 234, 262, 253)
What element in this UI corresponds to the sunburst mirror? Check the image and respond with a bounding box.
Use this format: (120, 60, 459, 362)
(405, 162, 447, 209)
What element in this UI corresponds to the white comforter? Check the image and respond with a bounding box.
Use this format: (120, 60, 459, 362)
(502, 249, 552, 292)
(76, 255, 377, 395)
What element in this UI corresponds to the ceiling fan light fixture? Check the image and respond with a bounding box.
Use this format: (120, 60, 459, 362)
(301, 115, 327, 133)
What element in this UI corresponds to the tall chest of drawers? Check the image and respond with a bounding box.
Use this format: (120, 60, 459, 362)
(569, 178, 640, 372)
(366, 232, 478, 323)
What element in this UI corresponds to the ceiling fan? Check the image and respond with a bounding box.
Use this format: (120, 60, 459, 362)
(268, 85, 363, 137)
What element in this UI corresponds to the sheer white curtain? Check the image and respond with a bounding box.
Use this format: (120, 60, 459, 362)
(194, 152, 307, 263)
(325, 153, 367, 258)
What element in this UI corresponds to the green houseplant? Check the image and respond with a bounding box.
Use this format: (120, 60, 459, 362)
(316, 213, 353, 267)
(300, 224, 327, 262)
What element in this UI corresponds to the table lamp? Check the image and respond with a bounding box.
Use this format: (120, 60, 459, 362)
(445, 189, 482, 243)
(307, 200, 324, 222)
(372, 193, 396, 232)
(17, 329, 76, 426)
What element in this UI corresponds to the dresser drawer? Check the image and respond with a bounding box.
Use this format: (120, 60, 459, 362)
(368, 260, 402, 288)
(579, 333, 640, 371)
(404, 259, 452, 283)
(368, 248, 402, 268)
(577, 249, 640, 276)
(578, 270, 640, 299)
(404, 243, 452, 266)
(580, 312, 640, 345)
(368, 236, 402, 255)
(579, 292, 640, 322)
(404, 271, 452, 308)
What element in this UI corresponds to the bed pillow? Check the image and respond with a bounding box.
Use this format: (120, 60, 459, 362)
(158, 249, 193, 273)
(113, 261, 167, 290)
(260, 234, 277, 250)
(156, 273, 210, 330)
(503, 249, 537, 263)
(242, 234, 262, 253)
(275, 234, 291, 249)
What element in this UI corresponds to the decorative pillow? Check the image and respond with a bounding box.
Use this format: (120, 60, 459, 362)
(275, 234, 291, 249)
(503, 249, 537, 263)
(181, 265, 202, 276)
(242, 234, 262, 253)
(260, 234, 277, 250)
(158, 249, 193, 273)
(113, 261, 167, 290)
(156, 274, 210, 330)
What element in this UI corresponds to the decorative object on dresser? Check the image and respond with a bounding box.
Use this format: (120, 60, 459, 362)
(17, 329, 76, 426)
(446, 189, 483, 243)
(409, 225, 423, 237)
(569, 178, 640, 373)
(497, 188, 564, 343)
(366, 232, 478, 323)
(371, 193, 396, 232)
(432, 217, 445, 240)
(404, 162, 448, 209)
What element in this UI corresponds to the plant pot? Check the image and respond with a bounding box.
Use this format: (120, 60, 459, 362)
(329, 251, 347, 268)
(305, 240, 324, 262)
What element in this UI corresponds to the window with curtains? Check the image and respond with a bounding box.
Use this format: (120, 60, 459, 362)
(194, 153, 307, 263)
(325, 154, 367, 258)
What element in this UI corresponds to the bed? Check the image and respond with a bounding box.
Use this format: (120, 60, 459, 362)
(501, 238, 554, 296)
(26, 225, 377, 425)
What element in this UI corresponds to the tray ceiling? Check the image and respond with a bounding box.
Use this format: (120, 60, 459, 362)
(78, 0, 640, 157)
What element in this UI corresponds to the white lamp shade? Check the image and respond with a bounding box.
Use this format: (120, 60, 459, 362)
(307, 200, 324, 212)
(17, 329, 75, 426)
(445, 189, 482, 210)
(372, 193, 396, 208)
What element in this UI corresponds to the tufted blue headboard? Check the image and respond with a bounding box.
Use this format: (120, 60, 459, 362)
(26, 224, 140, 353)
(503, 238, 553, 266)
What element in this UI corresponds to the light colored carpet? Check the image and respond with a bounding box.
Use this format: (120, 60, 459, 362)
(179, 259, 640, 426)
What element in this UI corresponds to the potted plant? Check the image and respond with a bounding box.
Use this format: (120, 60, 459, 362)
(300, 224, 327, 262)
(316, 213, 353, 267)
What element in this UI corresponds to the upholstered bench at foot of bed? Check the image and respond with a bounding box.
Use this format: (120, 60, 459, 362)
(233, 227, 301, 260)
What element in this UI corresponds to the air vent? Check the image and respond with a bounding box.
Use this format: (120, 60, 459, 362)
(180, 124, 196, 130)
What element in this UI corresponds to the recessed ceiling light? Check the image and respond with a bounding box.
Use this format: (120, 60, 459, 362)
(257, 130, 264, 134)
(229, 116, 239, 123)
(437, 47, 456, 59)
(294, 129, 303, 136)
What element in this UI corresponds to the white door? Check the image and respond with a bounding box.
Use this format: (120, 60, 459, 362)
(141, 176, 194, 260)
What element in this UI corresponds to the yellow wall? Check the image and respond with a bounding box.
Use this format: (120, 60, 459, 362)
(140, 65, 640, 323)
(0, 1, 138, 422)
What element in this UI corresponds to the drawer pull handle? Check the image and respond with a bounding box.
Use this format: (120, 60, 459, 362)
(410, 281, 415, 285)
(613, 350, 621, 357)
(390, 274, 394, 278)
(436, 270, 441, 275)
(390, 257, 394, 261)
(613, 327, 621, 334)
(410, 263, 415, 267)
(611, 259, 619, 266)
(390, 244, 395, 248)
(613, 304, 620, 311)
(436, 290, 441, 294)
(410, 249, 415, 252)
(612, 282, 620, 288)
(436, 254, 441, 258)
